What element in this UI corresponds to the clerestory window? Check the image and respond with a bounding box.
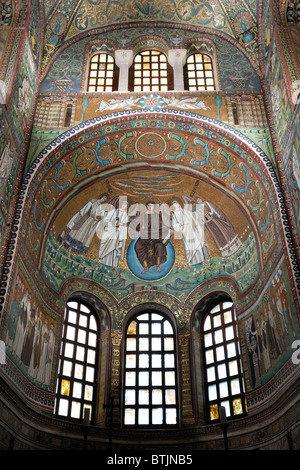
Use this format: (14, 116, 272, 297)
(87, 53, 119, 92)
(129, 50, 173, 92)
(123, 311, 178, 427)
(202, 300, 247, 422)
(54, 300, 99, 423)
(185, 52, 215, 91)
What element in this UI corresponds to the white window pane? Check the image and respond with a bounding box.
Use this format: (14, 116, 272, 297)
(166, 408, 177, 424)
(152, 408, 163, 424)
(164, 353, 174, 368)
(63, 360, 72, 376)
(216, 346, 225, 362)
(165, 389, 176, 405)
(64, 343, 74, 358)
(139, 354, 149, 368)
(58, 398, 69, 416)
(210, 305, 220, 313)
(126, 371, 136, 386)
(86, 366, 94, 382)
(71, 401, 80, 419)
(74, 363, 83, 379)
(78, 329, 86, 344)
(152, 354, 162, 368)
(164, 321, 173, 334)
(206, 349, 214, 364)
(231, 378, 240, 395)
(207, 366, 216, 382)
(203, 316, 211, 331)
(219, 381, 229, 398)
(76, 346, 85, 361)
(208, 384, 217, 401)
(73, 382, 82, 399)
(88, 332, 97, 347)
(139, 323, 149, 334)
(125, 389, 136, 405)
(152, 371, 162, 386)
(227, 342, 236, 358)
(152, 323, 161, 334)
(138, 408, 149, 425)
(126, 354, 136, 368)
(152, 389, 162, 404)
(152, 337, 161, 351)
(139, 371, 149, 386)
(225, 326, 234, 341)
(138, 390, 149, 405)
(68, 310, 77, 324)
(220, 400, 231, 417)
(204, 333, 213, 347)
(214, 329, 223, 344)
(139, 338, 149, 351)
(213, 315, 221, 328)
(90, 316, 97, 330)
(229, 360, 238, 376)
(87, 349, 96, 364)
(152, 314, 163, 320)
(66, 325, 75, 341)
(217, 363, 227, 380)
(164, 337, 174, 351)
(165, 371, 175, 386)
(127, 338, 136, 351)
(84, 384, 93, 401)
(79, 314, 87, 327)
(124, 408, 135, 425)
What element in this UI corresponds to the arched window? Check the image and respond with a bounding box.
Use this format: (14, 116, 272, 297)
(87, 53, 119, 92)
(185, 53, 215, 91)
(54, 300, 99, 423)
(202, 300, 247, 422)
(129, 50, 173, 92)
(123, 311, 178, 427)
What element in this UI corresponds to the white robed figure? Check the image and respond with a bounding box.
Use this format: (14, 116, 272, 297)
(97, 197, 129, 272)
(57, 193, 108, 255)
(171, 198, 208, 271)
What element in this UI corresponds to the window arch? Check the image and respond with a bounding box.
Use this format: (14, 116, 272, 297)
(54, 299, 99, 423)
(87, 53, 119, 92)
(202, 300, 247, 422)
(123, 310, 178, 427)
(129, 50, 173, 92)
(184, 52, 215, 91)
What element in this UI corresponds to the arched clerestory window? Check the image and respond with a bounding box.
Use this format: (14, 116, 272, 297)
(87, 53, 119, 92)
(184, 52, 215, 91)
(123, 311, 178, 427)
(202, 300, 247, 422)
(54, 299, 100, 423)
(129, 50, 174, 92)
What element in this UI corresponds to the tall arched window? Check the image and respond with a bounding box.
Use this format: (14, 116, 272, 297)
(54, 300, 99, 423)
(202, 300, 247, 422)
(129, 50, 173, 92)
(87, 53, 119, 92)
(185, 53, 215, 91)
(123, 311, 178, 427)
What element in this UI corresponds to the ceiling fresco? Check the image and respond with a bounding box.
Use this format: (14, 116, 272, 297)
(40, 0, 260, 70)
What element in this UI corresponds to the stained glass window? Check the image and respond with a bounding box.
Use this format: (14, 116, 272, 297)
(130, 50, 172, 92)
(185, 53, 215, 91)
(123, 312, 178, 427)
(202, 301, 247, 422)
(54, 300, 99, 423)
(87, 53, 118, 92)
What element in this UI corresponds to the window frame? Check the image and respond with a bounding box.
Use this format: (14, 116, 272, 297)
(122, 309, 179, 428)
(54, 299, 100, 424)
(184, 52, 216, 91)
(201, 300, 247, 423)
(129, 49, 174, 92)
(87, 52, 119, 92)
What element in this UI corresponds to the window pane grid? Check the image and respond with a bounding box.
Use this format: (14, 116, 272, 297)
(133, 50, 169, 92)
(203, 301, 247, 422)
(87, 53, 116, 92)
(186, 53, 215, 91)
(124, 312, 178, 427)
(55, 301, 98, 422)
